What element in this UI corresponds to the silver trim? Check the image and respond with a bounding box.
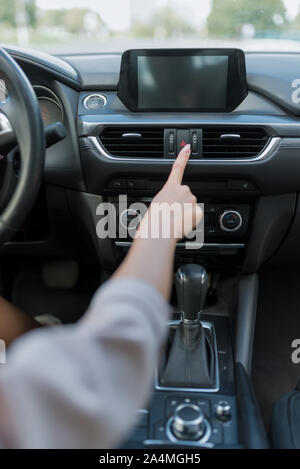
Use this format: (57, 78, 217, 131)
(182, 314, 201, 325)
(215, 401, 231, 419)
(122, 132, 142, 138)
(155, 320, 220, 393)
(33, 85, 61, 101)
(143, 438, 213, 448)
(89, 135, 280, 163)
(83, 94, 107, 110)
(115, 240, 245, 249)
(220, 133, 241, 139)
(173, 403, 205, 429)
(33, 85, 64, 123)
(166, 415, 212, 446)
(219, 210, 243, 232)
(171, 403, 206, 441)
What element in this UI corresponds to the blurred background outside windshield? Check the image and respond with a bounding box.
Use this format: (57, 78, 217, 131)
(1, 0, 300, 54)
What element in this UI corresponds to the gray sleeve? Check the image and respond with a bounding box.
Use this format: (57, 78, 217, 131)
(0, 277, 171, 448)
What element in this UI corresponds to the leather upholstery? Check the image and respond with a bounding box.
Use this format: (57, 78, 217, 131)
(271, 389, 300, 448)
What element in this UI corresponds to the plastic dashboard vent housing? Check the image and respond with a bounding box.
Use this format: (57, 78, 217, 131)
(98, 126, 269, 159)
(202, 127, 269, 158)
(99, 127, 165, 158)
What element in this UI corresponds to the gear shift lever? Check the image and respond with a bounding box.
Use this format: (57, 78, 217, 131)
(175, 264, 208, 324)
(158, 263, 215, 389)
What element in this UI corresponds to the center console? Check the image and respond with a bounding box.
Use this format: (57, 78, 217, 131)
(122, 264, 247, 449)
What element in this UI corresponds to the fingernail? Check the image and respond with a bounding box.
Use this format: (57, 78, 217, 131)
(183, 144, 190, 153)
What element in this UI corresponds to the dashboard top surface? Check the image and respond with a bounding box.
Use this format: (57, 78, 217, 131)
(4, 45, 300, 116)
(3, 45, 300, 199)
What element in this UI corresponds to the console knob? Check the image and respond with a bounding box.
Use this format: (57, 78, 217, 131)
(215, 401, 231, 422)
(120, 209, 140, 230)
(219, 209, 242, 232)
(171, 403, 207, 441)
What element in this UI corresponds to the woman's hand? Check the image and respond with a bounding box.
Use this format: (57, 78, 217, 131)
(137, 144, 203, 241)
(115, 144, 203, 299)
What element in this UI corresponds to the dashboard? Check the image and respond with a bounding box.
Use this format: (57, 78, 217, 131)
(2, 45, 300, 272)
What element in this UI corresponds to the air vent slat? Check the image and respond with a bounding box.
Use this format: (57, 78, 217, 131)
(202, 126, 269, 158)
(99, 127, 165, 158)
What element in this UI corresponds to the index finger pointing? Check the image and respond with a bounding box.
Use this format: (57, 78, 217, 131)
(167, 144, 191, 185)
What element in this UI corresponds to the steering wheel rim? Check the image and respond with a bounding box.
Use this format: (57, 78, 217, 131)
(0, 48, 45, 244)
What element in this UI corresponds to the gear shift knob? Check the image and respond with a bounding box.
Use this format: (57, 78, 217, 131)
(175, 264, 208, 323)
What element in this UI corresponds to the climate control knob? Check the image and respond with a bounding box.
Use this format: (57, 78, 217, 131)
(219, 209, 242, 232)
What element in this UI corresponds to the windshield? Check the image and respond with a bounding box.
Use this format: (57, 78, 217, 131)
(1, 0, 300, 54)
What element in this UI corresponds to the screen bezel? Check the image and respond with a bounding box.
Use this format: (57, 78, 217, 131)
(117, 48, 248, 113)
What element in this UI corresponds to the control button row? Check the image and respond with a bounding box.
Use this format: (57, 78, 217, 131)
(164, 128, 203, 158)
(107, 179, 257, 192)
(166, 397, 210, 418)
(108, 179, 147, 190)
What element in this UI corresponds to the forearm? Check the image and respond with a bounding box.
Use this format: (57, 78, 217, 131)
(114, 144, 201, 300)
(0, 278, 171, 448)
(114, 236, 177, 300)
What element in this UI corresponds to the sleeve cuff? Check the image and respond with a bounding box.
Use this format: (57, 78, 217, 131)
(85, 276, 172, 339)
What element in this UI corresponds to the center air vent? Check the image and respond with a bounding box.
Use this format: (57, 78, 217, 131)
(99, 125, 269, 159)
(202, 127, 269, 158)
(99, 127, 165, 158)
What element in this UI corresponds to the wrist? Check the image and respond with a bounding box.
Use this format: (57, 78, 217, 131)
(137, 205, 179, 243)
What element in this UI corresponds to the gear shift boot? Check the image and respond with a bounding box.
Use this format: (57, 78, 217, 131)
(158, 264, 217, 389)
(158, 321, 216, 388)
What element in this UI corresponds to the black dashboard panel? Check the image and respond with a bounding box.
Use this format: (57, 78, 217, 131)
(79, 135, 299, 197)
(246, 53, 300, 115)
(4, 45, 81, 89)
(2, 45, 300, 272)
(62, 50, 300, 116)
(4, 45, 300, 116)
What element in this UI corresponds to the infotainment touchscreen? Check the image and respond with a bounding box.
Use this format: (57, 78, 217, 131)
(118, 49, 247, 112)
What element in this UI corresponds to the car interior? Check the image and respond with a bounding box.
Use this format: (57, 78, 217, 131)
(1, 40, 300, 450)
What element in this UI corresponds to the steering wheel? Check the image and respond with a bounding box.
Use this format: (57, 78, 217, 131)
(0, 48, 45, 245)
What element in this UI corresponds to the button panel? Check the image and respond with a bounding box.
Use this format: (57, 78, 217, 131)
(124, 393, 237, 447)
(112, 201, 250, 245)
(164, 128, 203, 158)
(106, 178, 257, 193)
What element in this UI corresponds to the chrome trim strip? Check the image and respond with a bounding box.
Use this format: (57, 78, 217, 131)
(143, 439, 214, 448)
(154, 320, 220, 393)
(220, 133, 241, 139)
(88, 135, 280, 163)
(122, 132, 142, 138)
(115, 241, 245, 249)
